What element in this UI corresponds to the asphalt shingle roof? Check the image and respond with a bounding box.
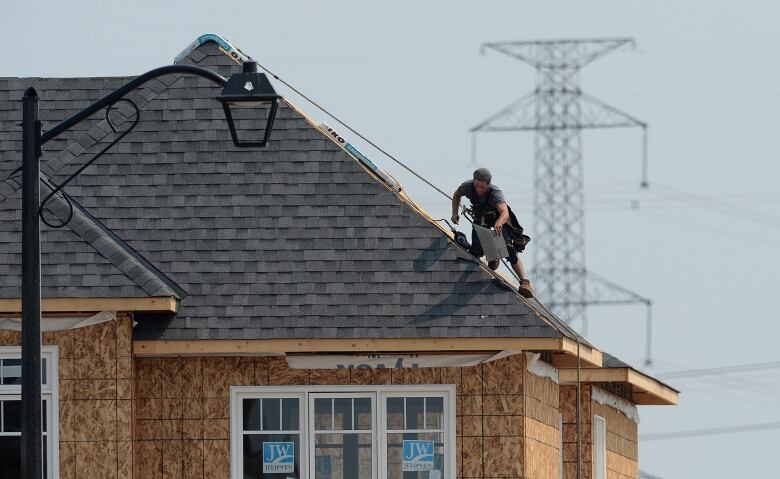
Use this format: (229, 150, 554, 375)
(0, 39, 586, 343)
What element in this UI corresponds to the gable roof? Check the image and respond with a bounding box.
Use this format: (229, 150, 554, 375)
(0, 38, 588, 345)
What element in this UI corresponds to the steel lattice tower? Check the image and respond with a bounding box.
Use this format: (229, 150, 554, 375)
(472, 38, 653, 352)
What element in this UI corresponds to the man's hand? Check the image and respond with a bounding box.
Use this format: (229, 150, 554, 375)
(451, 213, 459, 225)
(494, 202, 509, 237)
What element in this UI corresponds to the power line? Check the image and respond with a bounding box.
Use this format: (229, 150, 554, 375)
(656, 360, 780, 380)
(641, 421, 780, 441)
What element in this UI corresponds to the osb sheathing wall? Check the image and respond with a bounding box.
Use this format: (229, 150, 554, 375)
(522, 366, 561, 479)
(0, 315, 135, 479)
(560, 385, 639, 479)
(133, 353, 562, 479)
(592, 400, 638, 479)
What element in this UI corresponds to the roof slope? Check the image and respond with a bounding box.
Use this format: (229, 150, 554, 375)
(0, 39, 582, 342)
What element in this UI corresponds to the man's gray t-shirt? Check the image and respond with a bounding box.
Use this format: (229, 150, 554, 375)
(457, 180, 506, 209)
(457, 181, 506, 226)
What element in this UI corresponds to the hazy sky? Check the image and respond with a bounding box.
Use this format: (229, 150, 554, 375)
(3, 1, 779, 477)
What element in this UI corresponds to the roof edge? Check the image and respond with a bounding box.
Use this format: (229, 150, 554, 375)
(0, 297, 178, 314)
(133, 337, 599, 361)
(558, 366, 679, 405)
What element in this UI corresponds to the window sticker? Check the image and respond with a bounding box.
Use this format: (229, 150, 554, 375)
(315, 455, 332, 479)
(262, 441, 295, 473)
(402, 440, 434, 472)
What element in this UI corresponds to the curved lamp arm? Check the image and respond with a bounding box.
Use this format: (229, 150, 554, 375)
(37, 64, 229, 227)
(42, 64, 227, 144)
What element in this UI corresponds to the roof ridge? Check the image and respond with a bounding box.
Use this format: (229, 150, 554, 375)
(40, 178, 185, 299)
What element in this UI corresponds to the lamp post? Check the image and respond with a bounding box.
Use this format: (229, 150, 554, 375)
(20, 61, 279, 478)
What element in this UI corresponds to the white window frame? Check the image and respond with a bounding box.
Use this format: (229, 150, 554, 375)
(593, 414, 606, 479)
(309, 391, 377, 479)
(231, 385, 456, 479)
(0, 345, 59, 479)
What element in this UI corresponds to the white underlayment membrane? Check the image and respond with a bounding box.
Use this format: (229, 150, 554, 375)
(592, 385, 641, 423)
(0, 311, 117, 331)
(524, 352, 560, 383)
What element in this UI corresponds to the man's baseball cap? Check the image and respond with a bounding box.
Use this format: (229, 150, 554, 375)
(473, 168, 492, 184)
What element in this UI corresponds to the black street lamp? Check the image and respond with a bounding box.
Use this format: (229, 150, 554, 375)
(19, 61, 279, 478)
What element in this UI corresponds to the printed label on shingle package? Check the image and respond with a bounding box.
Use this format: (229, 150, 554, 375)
(402, 440, 435, 471)
(317, 122, 402, 192)
(263, 442, 295, 473)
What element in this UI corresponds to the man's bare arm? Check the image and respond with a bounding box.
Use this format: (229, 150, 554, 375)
(451, 190, 463, 224)
(494, 202, 510, 235)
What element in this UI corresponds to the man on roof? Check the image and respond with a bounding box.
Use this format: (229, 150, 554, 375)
(451, 168, 534, 298)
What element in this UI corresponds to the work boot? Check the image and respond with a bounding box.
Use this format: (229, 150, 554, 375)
(518, 279, 534, 298)
(488, 260, 499, 270)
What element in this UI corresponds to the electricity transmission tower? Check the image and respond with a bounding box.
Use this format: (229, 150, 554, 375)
(471, 38, 654, 363)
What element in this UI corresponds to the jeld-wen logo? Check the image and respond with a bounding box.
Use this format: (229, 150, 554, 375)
(262, 442, 295, 473)
(402, 440, 434, 471)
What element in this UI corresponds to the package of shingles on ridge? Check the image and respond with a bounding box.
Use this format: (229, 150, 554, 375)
(318, 122, 402, 193)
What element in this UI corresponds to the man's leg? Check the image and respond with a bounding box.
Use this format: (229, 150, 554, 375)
(469, 227, 485, 259)
(503, 229, 533, 297)
(510, 258, 527, 280)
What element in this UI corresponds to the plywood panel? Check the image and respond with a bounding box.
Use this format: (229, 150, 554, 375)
(525, 417, 560, 448)
(76, 440, 118, 479)
(74, 321, 116, 359)
(459, 394, 482, 416)
(203, 418, 230, 440)
(267, 357, 308, 386)
(60, 399, 117, 441)
(483, 356, 523, 395)
(162, 439, 184, 479)
(483, 394, 523, 416)
(60, 441, 76, 479)
(183, 440, 204, 479)
(350, 367, 391, 385)
(180, 357, 203, 398)
(203, 397, 229, 419)
(461, 365, 482, 395)
(117, 441, 133, 479)
(182, 398, 204, 420)
(136, 398, 162, 420)
(606, 451, 638, 478)
(161, 419, 183, 440)
(526, 396, 560, 428)
(203, 439, 230, 479)
(134, 440, 162, 479)
(162, 398, 184, 420)
(117, 400, 133, 442)
(462, 436, 483, 477)
(462, 415, 483, 437)
(483, 436, 523, 478)
(161, 358, 185, 399)
(136, 420, 163, 441)
(182, 419, 204, 440)
(117, 379, 133, 400)
(483, 415, 523, 437)
(309, 368, 351, 385)
(136, 358, 163, 399)
(525, 437, 560, 479)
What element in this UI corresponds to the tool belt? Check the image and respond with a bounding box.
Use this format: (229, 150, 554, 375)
(466, 205, 531, 253)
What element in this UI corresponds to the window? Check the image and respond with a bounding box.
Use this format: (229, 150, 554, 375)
(593, 415, 606, 479)
(0, 346, 59, 479)
(232, 386, 455, 479)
